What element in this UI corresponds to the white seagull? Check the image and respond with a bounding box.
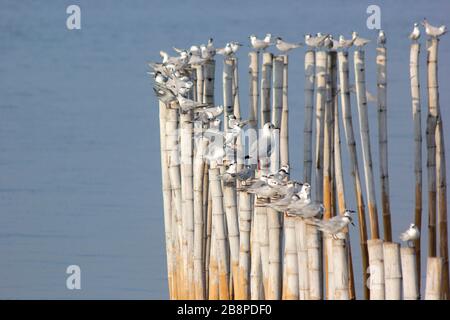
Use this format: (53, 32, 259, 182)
(250, 34, 272, 51)
(378, 29, 386, 46)
(352, 31, 371, 48)
(409, 23, 421, 41)
(422, 19, 447, 38)
(309, 209, 355, 239)
(400, 223, 420, 247)
(275, 37, 302, 52)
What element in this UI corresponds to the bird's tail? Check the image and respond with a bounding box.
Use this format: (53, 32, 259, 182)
(399, 232, 408, 242)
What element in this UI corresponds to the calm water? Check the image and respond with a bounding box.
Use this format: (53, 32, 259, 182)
(0, 0, 449, 299)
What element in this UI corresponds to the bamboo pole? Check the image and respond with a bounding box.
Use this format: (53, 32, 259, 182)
(237, 188, 252, 300)
(283, 216, 299, 299)
(208, 228, 219, 299)
(249, 52, 259, 129)
(159, 102, 174, 299)
(166, 105, 186, 298)
(376, 44, 392, 242)
(332, 239, 349, 300)
(383, 242, 401, 300)
(209, 167, 230, 299)
(295, 219, 309, 299)
(410, 40, 422, 291)
(203, 59, 215, 105)
(280, 55, 289, 166)
(267, 206, 281, 300)
(333, 93, 355, 299)
(180, 110, 194, 299)
(323, 51, 334, 299)
(426, 38, 438, 257)
(255, 198, 269, 297)
(304, 49, 315, 183)
(193, 137, 208, 299)
(400, 247, 419, 300)
(436, 119, 449, 299)
(354, 50, 380, 240)
(261, 53, 273, 126)
(223, 58, 234, 131)
(338, 50, 369, 299)
(250, 209, 264, 299)
(204, 174, 212, 295)
(367, 239, 385, 300)
(315, 50, 327, 201)
(307, 223, 322, 299)
(425, 257, 443, 300)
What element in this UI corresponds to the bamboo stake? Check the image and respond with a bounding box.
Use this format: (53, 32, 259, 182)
(237, 188, 252, 300)
(436, 119, 449, 299)
(338, 50, 369, 299)
(307, 223, 322, 299)
(204, 174, 212, 295)
(208, 228, 219, 299)
(323, 51, 334, 299)
(400, 247, 419, 300)
(383, 242, 401, 300)
(283, 216, 299, 299)
(270, 56, 283, 172)
(159, 102, 174, 299)
(223, 58, 234, 131)
(250, 209, 264, 299)
(304, 50, 315, 183)
(180, 110, 194, 299)
(203, 59, 215, 105)
(367, 239, 385, 300)
(249, 52, 259, 129)
(280, 55, 289, 166)
(333, 77, 355, 299)
(193, 137, 208, 299)
(377, 44, 392, 242)
(332, 239, 349, 300)
(209, 167, 230, 299)
(315, 50, 327, 200)
(410, 40, 422, 291)
(261, 53, 273, 126)
(425, 257, 443, 300)
(267, 206, 281, 300)
(255, 198, 269, 297)
(426, 38, 438, 257)
(295, 219, 309, 299)
(354, 49, 380, 240)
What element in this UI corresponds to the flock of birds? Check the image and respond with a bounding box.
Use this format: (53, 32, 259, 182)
(149, 19, 446, 246)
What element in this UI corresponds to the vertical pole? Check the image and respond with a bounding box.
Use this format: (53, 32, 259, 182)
(367, 239, 385, 300)
(383, 242, 402, 300)
(425, 257, 443, 300)
(400, 247, 419, 300)
(304, 50, 315, 183)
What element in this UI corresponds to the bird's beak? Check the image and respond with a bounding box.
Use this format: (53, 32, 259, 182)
(351, 221, 355, 226)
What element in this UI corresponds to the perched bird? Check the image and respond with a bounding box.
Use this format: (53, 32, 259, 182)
(246, 177, 280, 198)
(422, 19, 447, 38)
(269, 193, 301, 212)
(228, 115, 249, 128)
(309, 209, 355, 239)
(248, 122, 275, 162)
(409, 23, 421, 41)
(287, 202, 324, 219)
(221, 162, 237, 184)
(230, 41, 243, 54)
(216, 43, 233, 57)
(271, 165, 290, 182)
(323, 34, 335, 50)
(275, 37, 302, 52)
(153, 85, 177, 104)
(200, 39, 216, 59)
(250, 34, 272, 51)
(177, 95, 207, 112)
(192, 105, 224, 125)
(352, 31, 371, 48)
(304, 33, 329, 48)
(378, 29, 386, 46)
(231, 165, 254, 181)
(400, 223, 420, 247)
(338, 35, 355, 49)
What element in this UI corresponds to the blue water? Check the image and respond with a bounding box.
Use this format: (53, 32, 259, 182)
(0, 0, 449, 299)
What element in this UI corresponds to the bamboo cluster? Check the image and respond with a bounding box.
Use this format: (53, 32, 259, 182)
(151, 25, 448, 300)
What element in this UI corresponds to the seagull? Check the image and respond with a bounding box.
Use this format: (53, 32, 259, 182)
(309, 209, 355, 239)
(304, 33, 329, 48)
(286, 202, 325, 219)
(153, 71, 167, 85)
(323, 34, 335, 50)
(400, 223, 420, 247)
(230, 41, 243, 54)
(275, 37, 302, 52)
(246, 177, 280, 198)
(231, 165, 254, 181)
(378, 29, 386, 46)
(270, 165, 290, 182)
(250, 34, 272, 51)
(269, 193, 301, 212)
(200, 40, 216, 59)
(221, 162, 237, 184)
(192, 105, 224, 125)
(352, 31, 371, 48)
(409, 23, 421, 41)
(422, 19, 447, 38)
(153, 85, 177, 104)
(338, 35, 355, 49)
(177, 95, 208, 112)
(216, 43, 233, 57)
(248, 122, 275, 162)
(228, 115, 249, 128)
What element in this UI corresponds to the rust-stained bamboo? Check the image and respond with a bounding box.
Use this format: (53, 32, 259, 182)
(409, 39, 422, 291)
(436, 119, 449, 299)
